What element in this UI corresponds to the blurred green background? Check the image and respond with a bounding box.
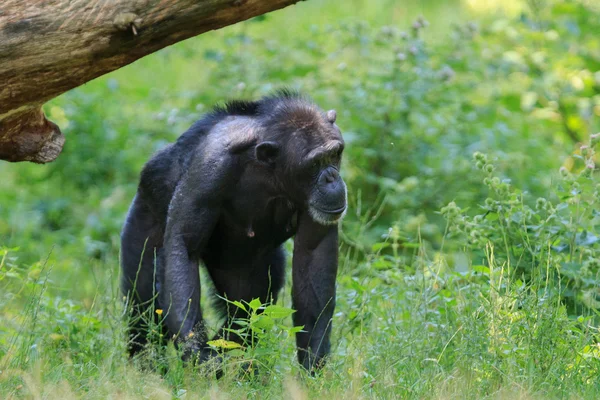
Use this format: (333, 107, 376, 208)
(1, 0, 600, 398)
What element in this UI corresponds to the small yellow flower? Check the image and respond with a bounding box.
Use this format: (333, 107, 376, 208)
(188, 332, 194, 338)
(155, 309, 163, 315)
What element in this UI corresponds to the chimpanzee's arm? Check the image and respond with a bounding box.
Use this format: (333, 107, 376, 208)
(161, 151, 238, 353)
(292, 211, 339, 370)
(162, 188, 217, 338)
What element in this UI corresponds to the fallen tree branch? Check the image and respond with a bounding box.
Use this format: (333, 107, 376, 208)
(0, 0, 301, 163)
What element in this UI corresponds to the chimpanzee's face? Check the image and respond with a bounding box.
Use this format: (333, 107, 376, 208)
(254, 108, 347, 225)
(302, 141, 346, 225)
(286, 114, 346, 225)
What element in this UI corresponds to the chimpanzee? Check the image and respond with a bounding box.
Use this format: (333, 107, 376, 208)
(120, 90, 346, 370)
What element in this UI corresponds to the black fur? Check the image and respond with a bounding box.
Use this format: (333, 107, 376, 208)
(120, 91, 346, 371)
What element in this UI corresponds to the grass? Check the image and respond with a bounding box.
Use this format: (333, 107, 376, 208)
(2, 234, 599, 399)
(4, 146, 600, 397)
(2, 0, 600, 397)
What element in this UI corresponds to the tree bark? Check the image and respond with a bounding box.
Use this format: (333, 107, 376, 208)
(0, 0, 301, 163)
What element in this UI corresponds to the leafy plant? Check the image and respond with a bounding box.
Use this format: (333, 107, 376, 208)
(441, 133, 600, 314)
(207, 298, 302, 378)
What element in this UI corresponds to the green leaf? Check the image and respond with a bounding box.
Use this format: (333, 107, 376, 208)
(207, 339, 243, 349)
(248, 298, 262, 311)
(230, 300, 247, 312)
(227, 349, 246, 357)
(371, 242, 389, 252)
(289, 325, 305, 334)
(263, 305, 295, 319)
(472, 265, 489, 274)
(372, 258, 394, 270)
(251, 315, 274, 330)
(485, 212, 498, 221)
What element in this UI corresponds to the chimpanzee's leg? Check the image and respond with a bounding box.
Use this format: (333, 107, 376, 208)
(208, 246, 286, 345)
(120, 193, 164, 356)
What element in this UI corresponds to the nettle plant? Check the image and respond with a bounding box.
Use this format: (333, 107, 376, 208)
(127, 295, 301, 378)
(442, 133, 600, 313)
(205, 298, 302, 377)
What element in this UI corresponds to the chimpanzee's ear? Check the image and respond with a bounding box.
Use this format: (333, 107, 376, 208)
(255, 141, 279, 165)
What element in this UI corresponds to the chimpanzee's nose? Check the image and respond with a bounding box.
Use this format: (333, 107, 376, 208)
(325, 169, 338, 183)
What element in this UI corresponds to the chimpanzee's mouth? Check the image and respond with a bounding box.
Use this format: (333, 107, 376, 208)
(318, 206, 346, 215)
(311, 204, 346, 215)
